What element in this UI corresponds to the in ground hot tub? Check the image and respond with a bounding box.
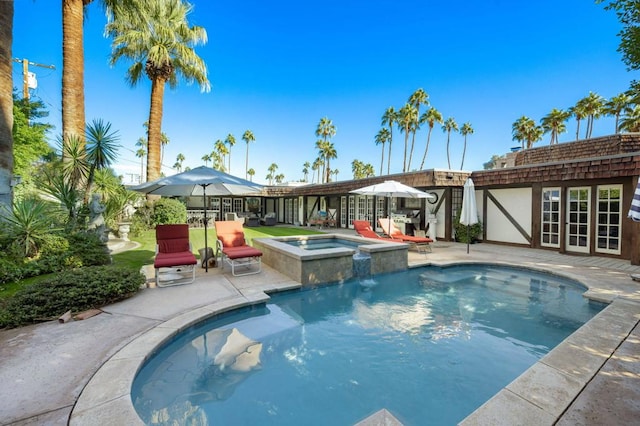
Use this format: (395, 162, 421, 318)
(252, 234, 409, 285)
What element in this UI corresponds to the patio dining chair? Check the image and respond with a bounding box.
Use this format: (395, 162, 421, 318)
(154, 224, 198, 287)
(215, 220, 263, 276)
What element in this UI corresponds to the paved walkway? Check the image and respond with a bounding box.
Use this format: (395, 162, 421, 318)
(1, 234, 639, 425)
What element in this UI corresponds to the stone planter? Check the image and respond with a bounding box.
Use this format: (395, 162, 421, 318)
(117, 222, 131, 241)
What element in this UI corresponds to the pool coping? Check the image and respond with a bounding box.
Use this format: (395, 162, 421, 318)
(68, 259, 640, 425)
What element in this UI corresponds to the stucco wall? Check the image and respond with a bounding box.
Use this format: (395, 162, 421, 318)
(485, 188, 532, 244)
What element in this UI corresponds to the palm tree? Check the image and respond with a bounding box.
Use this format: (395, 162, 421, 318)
(604, 93, 631, 134)
(315, 117, 337, 183)
(242, 130, 255, 179)
(541, 108, 570, 144)
(459, 122, 474, 170)
(0, 0, 13, 209)
(312, 157, 323, 184)
(407, 88, 429, 170)
(84, 118, 120, 204)
(582, 92, 605, 138)
(374, 128, 390, 176)
(214, 139, 227, 171)
(302, 161, 310, 182)
(381, 106, 397, 174)
(419, 107, 443, 169)
(275, 173, 285, 184)
(175, 153, 185, 172)
(106, 0, 210, 182)
(569, 100, 587, 141)
(247, 168, 255, 182)
(210, 151, 224, 171)
(619, 105, 640, 132)
(225, 133, 235, 173)
(267, 163, 278, 185)
(397, 103, 418, 172)
(322, 143, 337, 182)
(512, 116, 543, 149)
(201, 153, 211, 167)
(442, 117, 459, 169)
(331, 169, 339, 181)
(135, 147, 146, 182)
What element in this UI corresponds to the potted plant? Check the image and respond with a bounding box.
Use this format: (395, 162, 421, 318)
(453, 214, 482, 244)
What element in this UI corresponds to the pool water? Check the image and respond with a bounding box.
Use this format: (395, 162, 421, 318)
(285, 237, 362, 250)
(132, 264, 605, 425)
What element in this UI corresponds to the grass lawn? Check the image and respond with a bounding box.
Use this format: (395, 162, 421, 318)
(0, 226, 324, 300)
(112, 225, 324, 270)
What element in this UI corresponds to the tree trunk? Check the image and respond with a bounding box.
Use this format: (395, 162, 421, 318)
(147, 77, 166, 182)
(62, 0, 86, 157)
(0, 0, 14, 209)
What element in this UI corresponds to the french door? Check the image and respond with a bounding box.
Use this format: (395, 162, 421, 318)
(566, 187, 590, 253)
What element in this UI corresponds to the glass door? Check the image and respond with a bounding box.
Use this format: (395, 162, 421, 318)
(566, 187, 590, 253)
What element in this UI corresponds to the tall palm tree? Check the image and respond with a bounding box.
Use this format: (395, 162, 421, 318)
(407, 88, 428, 170)
(604, 93, 631, 134)
(0, 0, 13, 209)
(381, 106, 397, 174)
(322, 143, 337, 182)
(302, 161, 310, 182)
(582, 92, 605, 138)
(84, 118, 120, 204)
(201, 153, 211, 167)
(619, 105, 640, 132)
(512, 116, 543, 149)
(214, 139, 227, 171)
(541, 108, 570, 144)
(175, 152, 185, 171)
(135, 147, 146, 182)
(267, 163, 278, 185)
(459, 122, 474, 170)
(312, 157, 323, 184)
(374, 128, 390, 176)
(315, 117, 337, 183)
(442, 117, 459, 170)
(569, 100, 587, 141)
(397, 103, 418, 172)
(242, 130, 255, 179)
(225, 133, 235, 173)
(247, 168, 255, 182)
(106, 0, 210, 182)
(419, 107, 443, 169)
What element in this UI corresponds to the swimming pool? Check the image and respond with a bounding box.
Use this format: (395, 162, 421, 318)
(131, 264, 605, 425)
(285, 237, 362, 250)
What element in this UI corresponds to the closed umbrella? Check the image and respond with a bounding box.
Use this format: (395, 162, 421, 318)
(459, 178, 478, 254)
(628, 177, 640, 222)
(131, 166, 263, 271)
(350, 180, 435, 231)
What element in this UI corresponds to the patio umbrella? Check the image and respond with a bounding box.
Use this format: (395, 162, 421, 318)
(350, 180, 435, 232)
(130, 166, 263, 272)
(459, 178, 478, 254)
(628, 177, 640, 222)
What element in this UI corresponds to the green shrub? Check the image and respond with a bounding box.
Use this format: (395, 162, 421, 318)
(152, 198, 187, 226)
(0, 256, 25, 284)
(131, 202, 153, 236)
(66, 232, 111, 266)
(0, 265, 145, 328)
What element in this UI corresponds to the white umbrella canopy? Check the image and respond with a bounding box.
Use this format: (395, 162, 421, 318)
(350, 180, 435, 231)
(130, 166, 262, 197)
(459, 178, 478, 253)
(131, 166, 263, 272)
(350, 180, 436, 199)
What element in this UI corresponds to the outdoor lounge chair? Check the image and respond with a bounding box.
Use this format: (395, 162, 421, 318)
(353, 220, 401, 241)
(378, 218, 433, 253)
(215, 220, 263, 276)
(154, 224, 198, 287)
(261, 212, 277, 226)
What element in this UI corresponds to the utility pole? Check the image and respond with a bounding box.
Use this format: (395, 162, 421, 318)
(12, 58, 55, 100)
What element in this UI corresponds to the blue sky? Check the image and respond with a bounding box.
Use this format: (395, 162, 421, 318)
(12, 0, 633, 184)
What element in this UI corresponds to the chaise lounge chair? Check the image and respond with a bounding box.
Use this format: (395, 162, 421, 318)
(378, 218, 433, 253)
(353, 220, 401, 241)
(215, 220, 263, 276)
(154, 224, 198, 287)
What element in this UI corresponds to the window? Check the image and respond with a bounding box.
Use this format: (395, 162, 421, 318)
(233, 198, 243, 213)
(596, 185, 621, 254)
(541, 188, 561, 248)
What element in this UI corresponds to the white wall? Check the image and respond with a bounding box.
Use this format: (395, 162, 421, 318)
(485, 188, 532, 244)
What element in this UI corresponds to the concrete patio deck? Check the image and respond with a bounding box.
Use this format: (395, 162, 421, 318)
(1, 233, 639, 425)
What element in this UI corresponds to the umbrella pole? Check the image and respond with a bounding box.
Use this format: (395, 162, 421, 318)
(467, 224, 470, 254)
(203, 184, 208, 273)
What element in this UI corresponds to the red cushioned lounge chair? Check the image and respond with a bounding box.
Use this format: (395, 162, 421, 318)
(353, 220, 402, 242)
(378, 218, 433, 253)
(215, 220, 263, 276)
(154, 224, 198, 287)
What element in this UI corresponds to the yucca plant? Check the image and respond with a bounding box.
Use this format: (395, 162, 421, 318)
(0, 199, 61, 258)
